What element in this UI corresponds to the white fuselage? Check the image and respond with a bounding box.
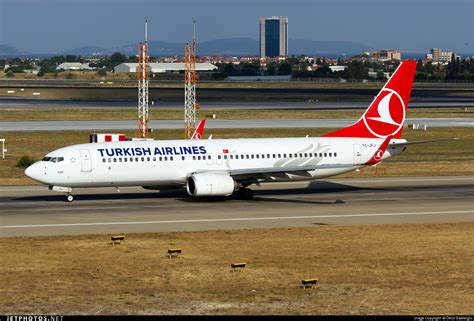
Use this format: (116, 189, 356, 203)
(25, 136, 406, 189)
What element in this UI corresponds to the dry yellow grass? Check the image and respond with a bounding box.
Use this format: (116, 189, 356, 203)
(0, 222, 473, 315)
(0, 107, 473, 121)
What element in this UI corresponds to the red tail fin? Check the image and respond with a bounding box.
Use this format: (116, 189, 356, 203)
(191, 119, 206, 140)
(324, 60, 416, 139)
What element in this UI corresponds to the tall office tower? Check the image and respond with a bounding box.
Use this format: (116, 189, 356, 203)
(259, 16, 288, 58)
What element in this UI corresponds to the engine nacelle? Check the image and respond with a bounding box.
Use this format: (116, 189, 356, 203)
(186, 172, 235, 197)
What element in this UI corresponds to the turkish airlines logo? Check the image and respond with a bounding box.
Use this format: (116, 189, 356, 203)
(373, 149, 384, 162)
(193, 132, 201, 140)
(363, 88, 405, 138)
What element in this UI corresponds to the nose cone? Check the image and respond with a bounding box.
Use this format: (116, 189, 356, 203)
(25, 162, 43, 183)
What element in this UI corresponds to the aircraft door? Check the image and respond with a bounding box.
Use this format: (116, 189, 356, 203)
(353, 144, 361, 165)
(80, 149, 92, 172)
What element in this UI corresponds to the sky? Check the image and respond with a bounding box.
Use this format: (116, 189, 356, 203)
(0, 0, 472, 54)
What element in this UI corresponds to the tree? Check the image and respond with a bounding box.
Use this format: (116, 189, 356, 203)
(105, 52, 127, 70)
(277, 62, 292, 75)
(265, 62, 278, 75)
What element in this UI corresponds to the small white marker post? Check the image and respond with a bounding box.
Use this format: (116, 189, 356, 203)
(1, 139, 6, 159)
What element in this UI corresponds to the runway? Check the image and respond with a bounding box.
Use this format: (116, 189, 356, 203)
(1, 98, 474, 110)
(1, 117, 473, 131)
(1, 176, 472, 237)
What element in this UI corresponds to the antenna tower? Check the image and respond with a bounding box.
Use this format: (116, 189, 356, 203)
(184, 20, 197, 139)
(137, 20, 149, 138)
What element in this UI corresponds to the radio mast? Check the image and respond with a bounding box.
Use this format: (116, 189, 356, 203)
(184, 19, 197, 139)
(137, 19, 149, 138)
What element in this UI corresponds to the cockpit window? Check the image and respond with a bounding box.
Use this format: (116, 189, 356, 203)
(42, 157, 64, 163)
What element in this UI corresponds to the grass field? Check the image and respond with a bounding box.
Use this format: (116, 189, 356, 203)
(1, 222, 472, 315)
(0, 107, 473, 122)
(0, 127, 472, 185)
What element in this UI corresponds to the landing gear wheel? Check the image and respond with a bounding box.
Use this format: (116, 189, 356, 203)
(65, 194, 74, 202)
(235, 187, 254, 200)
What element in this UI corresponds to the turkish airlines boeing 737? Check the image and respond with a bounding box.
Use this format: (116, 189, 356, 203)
(26, 60, 425, 202)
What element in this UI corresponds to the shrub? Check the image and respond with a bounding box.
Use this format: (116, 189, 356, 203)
(17, 155, 36, 168)
(97, 69, 107, 76)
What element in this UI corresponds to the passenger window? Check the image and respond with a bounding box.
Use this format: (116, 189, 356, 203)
(278, 154, 281, 158)
(261, 154, 264, 159)
(159, 157, 162, 161)
(283, 154, 287, 158)
(319, 153, 322, 157)
(230, 155, 233, 159)
(329, 153, 332, 157)
(119, 158, 122, 162)
(218, 155, 221, 160)
(208, 155, 211, 160)
(324, 153, 327, 157)
(267, 154, 270, 158)
(182, 156, 185, 161)
(124, 158, 128, 162)
(153, 157, 156, 161)
(164, 157, 168, 161)
(246, 155, 249, 159)
(113, 158, 117, 162)
(334, 153, 337, 157)
(147, 157, 150, 161)
(141, 157, 144, 162)
(130, 157, 133, 162)
(224, 155, 228, 159)
(256, 155, 259, 159)
(102, 159, 106, 163)
(135, 157, 139, 162)
(170, 157, 173, 161)
(273, 154, 276, 158)
(251, 155, 254, 159)
(108, 158, 111, 163)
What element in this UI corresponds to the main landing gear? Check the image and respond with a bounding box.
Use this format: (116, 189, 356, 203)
(65, 194, 74, 202)
(235, 187, 254, 200)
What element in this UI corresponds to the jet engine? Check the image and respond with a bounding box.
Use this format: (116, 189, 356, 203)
(186, 172, 235, 197)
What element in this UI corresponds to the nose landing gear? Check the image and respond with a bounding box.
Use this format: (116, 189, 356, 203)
(65, 194, 74, 202)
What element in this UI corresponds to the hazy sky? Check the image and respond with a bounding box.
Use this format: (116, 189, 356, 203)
(0, 0, 472, 53)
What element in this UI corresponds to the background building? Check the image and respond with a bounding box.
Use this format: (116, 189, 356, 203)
(56, 62, 92, 70)
(429, 48, 456, 63)
(114, 62, 217, 73)
(259, 16, 288, 58)
(366, 50, 401, 62)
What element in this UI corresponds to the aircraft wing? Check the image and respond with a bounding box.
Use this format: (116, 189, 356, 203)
(192, 163, 354, 181)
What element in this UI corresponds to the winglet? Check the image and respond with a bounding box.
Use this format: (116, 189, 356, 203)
(365, 135, 392, 166)
(191, 119, 206, 140)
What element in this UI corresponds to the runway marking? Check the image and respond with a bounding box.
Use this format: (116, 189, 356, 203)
(0, 210, 472, 229)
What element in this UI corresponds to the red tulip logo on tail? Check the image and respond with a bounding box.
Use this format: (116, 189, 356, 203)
(362, 89, 405, 138)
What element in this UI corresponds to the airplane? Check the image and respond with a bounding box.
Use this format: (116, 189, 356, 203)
(25, 60, 437, 202)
